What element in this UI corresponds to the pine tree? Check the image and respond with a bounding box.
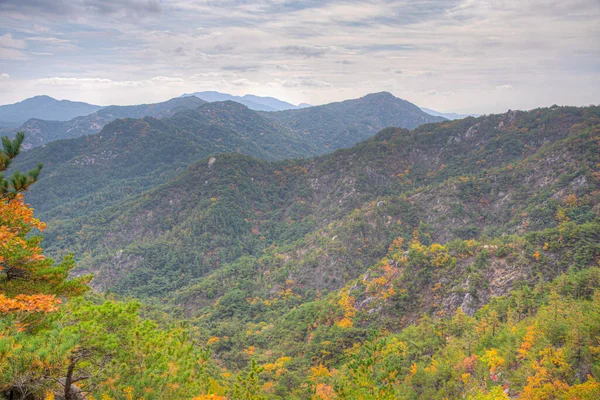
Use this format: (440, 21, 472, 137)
(0, 132, 42, 199)
(0, 132, 91, 398)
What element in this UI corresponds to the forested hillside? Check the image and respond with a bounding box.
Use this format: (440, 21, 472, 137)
(9, 101, 319, 224)
(262, 92, 445, 150)
(45, 106, 600, 299)
(1, 105, 599, 399)
(9, 93, 441, 224)
(12, 96, 206, 149)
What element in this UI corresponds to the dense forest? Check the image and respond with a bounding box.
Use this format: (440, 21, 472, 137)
(1, 104, 600, 399)
(9, 92, 440, 223)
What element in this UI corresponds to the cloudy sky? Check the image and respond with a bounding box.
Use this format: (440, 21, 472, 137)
(0, 0, 598, 114)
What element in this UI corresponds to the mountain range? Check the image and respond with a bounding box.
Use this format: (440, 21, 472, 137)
(10, 92, 442, 225)
(181, 91, 311, 111)
(3, 90, 600, 398)
(13, 96, 207, 149)
(8, 92, 443, 151)
(420, 107, 478, 120)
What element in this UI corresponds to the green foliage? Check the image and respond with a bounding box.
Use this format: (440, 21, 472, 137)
(263, 91, 444, 150)
(4, 105, 600, 399)
(1, 297, 228, 399)
(28, 105, 600, 307)
(13, 96, 207, 149)
(0, 132, 42, 199)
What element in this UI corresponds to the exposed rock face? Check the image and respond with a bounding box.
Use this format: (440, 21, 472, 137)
(461, 293, 477, 316)
(358, 296, 375, 310)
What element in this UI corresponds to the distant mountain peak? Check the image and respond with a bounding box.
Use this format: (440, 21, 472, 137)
(181, 91, 307, 112)
(11, 96, 208, 149)
(420, 107, 478, 120)
(0, 95, 103, 125)
(364, 91, 394, 98)
(30, 94, 54, 100)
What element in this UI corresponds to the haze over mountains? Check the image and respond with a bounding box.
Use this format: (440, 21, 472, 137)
(13, 96, 207, 149)
(420, 107, 478, 120)
(0, 95, 102, 127)
(181, 91, 312, 111)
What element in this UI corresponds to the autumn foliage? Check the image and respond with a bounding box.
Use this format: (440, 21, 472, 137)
(0, 135, 90, 323)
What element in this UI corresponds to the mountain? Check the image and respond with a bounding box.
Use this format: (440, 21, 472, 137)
(10, 100, 321, 223)
(243, 94, 311, 111)
(181, 91, 309, 111)
(11, 93, 445, 224)
(7, 103, 600, 399)
(14, 92, 437, 153)
(32, 106, 597, 399)
(34, 105, 599, 301)
(421, 107, 478, 120)
(261, 92, 446, 150)
(13, 96, 207, 149)
(0, 95, 103, 125)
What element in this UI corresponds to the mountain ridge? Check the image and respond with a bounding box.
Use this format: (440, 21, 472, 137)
(261, 91, 445, 149)
(181, 90, 311, 111)
(12, 96, 207, 149)
(420, 107, 478, 120)
(11, 92, 443, 223)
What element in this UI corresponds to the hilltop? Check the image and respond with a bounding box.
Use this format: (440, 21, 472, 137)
(262, 92, 445, 150)
(0, 95, 102, 126)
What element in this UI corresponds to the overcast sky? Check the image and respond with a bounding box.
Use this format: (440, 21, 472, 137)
(0, 0, 598, 114)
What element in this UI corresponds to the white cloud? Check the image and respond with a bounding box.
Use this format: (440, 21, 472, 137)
(277, 77, 333, 88)
(36, 77, 114, 86)
(0, 0, 598, 112)
(0, 0, 162, 20)
(35, 76, 188, 88)
(231, 78, 255, 86)
(0, 33, 26, 49)
(0, 47, 27, 60)
(0, 33, 28, 60)
(26, 36, 78, 51)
